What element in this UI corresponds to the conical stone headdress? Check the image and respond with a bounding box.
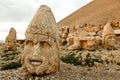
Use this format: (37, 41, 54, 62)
(102, 23, 115, 37)
(6, 27, 16, 40)
(25, 5, 59, 41)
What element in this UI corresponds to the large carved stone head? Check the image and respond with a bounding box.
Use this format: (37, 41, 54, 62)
(21, 5, 60, 75)
(102, 23, 116, 48)
(5, 27, 17, 50)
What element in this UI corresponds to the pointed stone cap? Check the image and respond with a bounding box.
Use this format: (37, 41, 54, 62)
(102, 23, 115, 37)
(25, 5, 59, 41)
(6, 27, 17, 40)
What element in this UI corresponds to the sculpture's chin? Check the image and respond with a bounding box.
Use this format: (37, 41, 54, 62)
(25, 59, 45, 75)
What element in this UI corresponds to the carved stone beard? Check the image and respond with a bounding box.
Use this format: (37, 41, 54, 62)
(25, 55, 49, 75)
(22, 35, 60, 75)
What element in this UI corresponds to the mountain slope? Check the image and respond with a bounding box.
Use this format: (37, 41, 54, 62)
(57, 0, 120, 28)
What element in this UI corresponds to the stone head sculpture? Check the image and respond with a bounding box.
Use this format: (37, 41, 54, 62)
(21, 5, 60, 75)
(102, 23, 116, 48)
(111, 21, 119, 28)
(5, 27, 17, 50)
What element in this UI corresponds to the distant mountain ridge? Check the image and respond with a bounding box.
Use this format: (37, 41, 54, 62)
(57, 0, 120, 28)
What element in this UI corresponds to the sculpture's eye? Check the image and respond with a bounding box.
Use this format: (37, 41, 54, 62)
(26, 40, 34, 46)
(40, 41, 51, 48)
(107, 36, 113, 39)
(7, 41, 10, 43)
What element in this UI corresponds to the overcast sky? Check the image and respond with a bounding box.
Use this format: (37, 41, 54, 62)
(0, 0, 92, 40)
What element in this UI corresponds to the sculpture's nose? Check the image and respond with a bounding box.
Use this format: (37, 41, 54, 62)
(33, 43, 40, 56)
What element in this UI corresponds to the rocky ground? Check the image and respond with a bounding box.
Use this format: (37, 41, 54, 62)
(0, 43, 120, 80)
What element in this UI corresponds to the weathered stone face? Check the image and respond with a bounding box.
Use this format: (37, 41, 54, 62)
(104, 34, 116, 48)
(5, 27, 17, 50)
(111, 21, 119, 29)
(21, 5, 60, 75)
(22, 36, 60, 75)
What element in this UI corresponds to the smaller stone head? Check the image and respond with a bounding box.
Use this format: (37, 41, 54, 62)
(5, 27, 17, 50)
(21, 5, 60, 75)
(111, 21, 119, 28)
(102, 23, 116, 48)
(104, 34, 116, 48)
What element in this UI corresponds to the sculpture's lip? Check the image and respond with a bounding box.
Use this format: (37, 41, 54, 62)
(27, 56, 47, 66)
(30, 59, 42, 66)
(29, 57, 43, 66)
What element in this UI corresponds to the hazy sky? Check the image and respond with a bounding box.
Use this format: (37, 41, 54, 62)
(0, 0, 92, 40)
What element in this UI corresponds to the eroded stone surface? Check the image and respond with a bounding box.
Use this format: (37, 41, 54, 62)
(5, 27, 17, 50)
(21, 5, 60, 75)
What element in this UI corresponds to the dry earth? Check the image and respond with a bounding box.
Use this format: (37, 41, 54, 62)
(0, 42, 120, 80)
